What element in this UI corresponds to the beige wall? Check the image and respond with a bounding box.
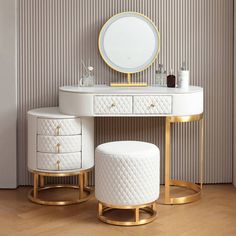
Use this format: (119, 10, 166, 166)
(18, 0, 234, 185)
(0, 0, 17, 188)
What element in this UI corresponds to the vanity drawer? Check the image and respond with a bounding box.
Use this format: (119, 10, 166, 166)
(37, 118, 81, 136)
(94, 96, 132, 114)
(133, 96, 172, 114)
(37, 135, 82, 153)
(37, 152, 82, 171)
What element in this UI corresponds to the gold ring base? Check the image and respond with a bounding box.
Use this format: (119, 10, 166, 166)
(163, 114, 204, 205)
(28, 185, 93, 206)
(28, 169, 94, 206)
(97, 201, 157, 226)
(159, 179, 202, 205)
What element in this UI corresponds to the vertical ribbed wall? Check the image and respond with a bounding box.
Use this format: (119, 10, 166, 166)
(18, 0, 234, 185)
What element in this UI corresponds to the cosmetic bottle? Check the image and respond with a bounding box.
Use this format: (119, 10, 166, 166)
(178, 62, 189, 89)
(167, 69, 176, 88)
(155, 64, 167, 86)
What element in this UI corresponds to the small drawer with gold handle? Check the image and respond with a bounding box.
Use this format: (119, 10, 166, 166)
(133, 95, 172, 114)
(37, 118, 81, 136)
(37, 135, 82, 153)
(37, 152, 82, 171)
(94, 95, 132, 114)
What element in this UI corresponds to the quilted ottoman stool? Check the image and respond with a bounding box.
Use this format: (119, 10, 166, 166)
(95, 141, 160, 226)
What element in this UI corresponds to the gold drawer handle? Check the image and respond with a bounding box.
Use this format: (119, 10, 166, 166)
(56, 160, 60, 171)
(111, 102, 116, 108)
(56, 125, 61, 136)
(56, 143, 61, 153)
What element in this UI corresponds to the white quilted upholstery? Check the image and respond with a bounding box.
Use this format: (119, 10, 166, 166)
(37, 152, 82, 171)
(37, 135, 81, 153)
(134, 96, 172, 114)
(37, 118, 81, 136)
(94, 96, 132, 114)
(95, 141, 160, 206)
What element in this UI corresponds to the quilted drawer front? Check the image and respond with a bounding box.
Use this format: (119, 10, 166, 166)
(37, 118, 81, 136)
(37, 152, 82, 171)
(94, 96, 132, 114)
(37, 135, 81, 153)
(133, 96, 172, 114)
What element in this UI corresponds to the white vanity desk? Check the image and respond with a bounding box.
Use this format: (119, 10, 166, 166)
(59, 85, 203, 117)
(59, 85, 204, 205)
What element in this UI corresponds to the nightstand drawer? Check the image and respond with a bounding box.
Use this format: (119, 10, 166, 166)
(37, 135, 82, 153)
(133, 96, 172, 114)
(37, 152, 82, 171)
(94, 96, 132, 114)
(37, 118, 81, 136)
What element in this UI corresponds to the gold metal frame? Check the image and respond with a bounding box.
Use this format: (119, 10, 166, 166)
(28, 168, 94, 206)
(97, 201, 157, 226)
(98, 11, 160, 87)
(161, 113, 204, 205)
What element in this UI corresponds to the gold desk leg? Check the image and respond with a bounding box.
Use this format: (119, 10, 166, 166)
(79, 173, 84, 199)
(162, 114, 204, 205)
(39, 175, 44, 188)
(165, 117, 171, 204)
(200, 117, 204, 189)
(135, 208, 140, 223)
(83, 172, 88, 188)
(98, 202, 103, 216)
(33, 173, 39, 199)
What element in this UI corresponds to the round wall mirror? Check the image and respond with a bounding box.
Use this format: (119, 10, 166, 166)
(98, 12, 160, 86)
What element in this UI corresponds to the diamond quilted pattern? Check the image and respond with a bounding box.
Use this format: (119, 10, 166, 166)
(37, 152, 82, 171)
(134, 95, 172, 114)
(37, 135, 81, 153)
(38, 118, 81, 135)
(95, 141, 160, 206)
(94, 96, 132, 114)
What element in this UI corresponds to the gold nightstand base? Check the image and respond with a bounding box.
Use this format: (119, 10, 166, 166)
(97, 201, 157, 226)
(28, 168, 94, 206)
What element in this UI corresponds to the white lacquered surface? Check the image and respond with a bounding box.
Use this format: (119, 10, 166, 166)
(60, 85, 202, 94)
(59, 85, 203, 117)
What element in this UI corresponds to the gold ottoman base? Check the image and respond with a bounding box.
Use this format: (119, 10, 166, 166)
(97, 201, 157, 226)
(28, 168, 93, 206)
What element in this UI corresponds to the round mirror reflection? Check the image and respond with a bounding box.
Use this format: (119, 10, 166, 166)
(99, 12, 160, 74)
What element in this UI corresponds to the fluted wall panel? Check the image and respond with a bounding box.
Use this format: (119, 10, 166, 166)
(18, 0, 234, 185)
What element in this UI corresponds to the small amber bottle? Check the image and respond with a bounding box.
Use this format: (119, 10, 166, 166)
(167, 69, 176, 88)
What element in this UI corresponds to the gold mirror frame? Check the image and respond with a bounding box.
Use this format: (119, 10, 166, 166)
(98, 12, 160, 87)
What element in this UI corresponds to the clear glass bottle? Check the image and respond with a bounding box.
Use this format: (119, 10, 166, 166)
(80, 66, 95, 87)
(155, 64, 167, 86)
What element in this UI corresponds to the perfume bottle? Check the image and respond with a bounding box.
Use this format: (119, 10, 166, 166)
(167, 69, 176, 88)
(80, 60, 95, 87)
(155, 64, 167, 86)
(178, 62, 189, 89)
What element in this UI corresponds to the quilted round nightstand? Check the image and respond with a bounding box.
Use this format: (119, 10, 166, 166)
(27, 107, 94, 205)
(95, 141, 160, 226)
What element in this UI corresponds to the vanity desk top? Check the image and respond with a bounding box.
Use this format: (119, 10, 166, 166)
(60, 85, 202, 94)
(59, 85, 203, 117)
